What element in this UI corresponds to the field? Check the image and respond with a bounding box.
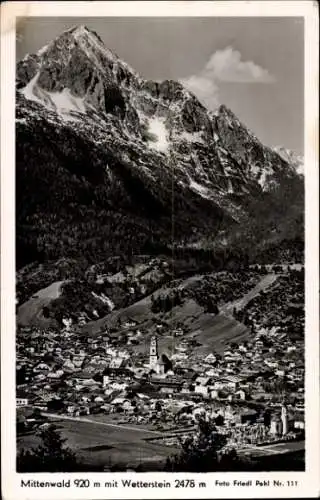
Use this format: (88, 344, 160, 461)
(17, 280, 64, 327)
(17, 415, 178, 470)
(258, 440, 305, 454)
(239, 440, 305, 471)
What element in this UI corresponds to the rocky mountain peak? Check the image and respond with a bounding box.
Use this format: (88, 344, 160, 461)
(273, 146, 304, 174)
(214, 104, 254, 137)
(43, 24, 124, 68)
(67, 24, 103, 40)
(217, 103, 235, 116)
(17, 26, 144, 121)
(34, 24, 128, 70)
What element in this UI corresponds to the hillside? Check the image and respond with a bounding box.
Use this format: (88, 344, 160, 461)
(78, 269, 277, 354)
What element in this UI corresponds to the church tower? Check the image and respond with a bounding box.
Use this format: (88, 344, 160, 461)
(149, 336, 158, 369)
(281, 404, 288, 435)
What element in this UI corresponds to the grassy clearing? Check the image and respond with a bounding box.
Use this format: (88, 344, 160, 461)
(17, 280, 64, 327)
(17, 418, 177, 469)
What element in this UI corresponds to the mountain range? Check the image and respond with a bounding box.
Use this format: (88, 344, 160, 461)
(273, 146, 304, 175)
(16, 25, 304, 274)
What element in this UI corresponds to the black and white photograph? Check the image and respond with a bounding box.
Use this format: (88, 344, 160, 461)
(1, 2, 319, 499)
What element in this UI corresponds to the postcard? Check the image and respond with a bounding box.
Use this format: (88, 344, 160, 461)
(1, 1, 319, 499)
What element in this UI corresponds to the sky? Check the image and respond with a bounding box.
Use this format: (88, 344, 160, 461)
(16, 17, 304, 154)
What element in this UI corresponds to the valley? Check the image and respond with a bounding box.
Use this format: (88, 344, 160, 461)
(16, 264, 305, 471)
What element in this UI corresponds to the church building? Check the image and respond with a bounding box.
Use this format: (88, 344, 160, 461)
(148, 335, 172, 375)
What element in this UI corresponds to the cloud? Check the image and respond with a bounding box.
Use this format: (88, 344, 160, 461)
(181, 46, 275, 110)
(181, 74, 220, 110)
(206, 47, 275, 83)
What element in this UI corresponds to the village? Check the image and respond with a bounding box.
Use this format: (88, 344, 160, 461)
(16, 265, 305, 469)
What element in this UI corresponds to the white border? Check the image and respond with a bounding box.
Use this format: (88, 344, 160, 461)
(1, 2, 319, 499)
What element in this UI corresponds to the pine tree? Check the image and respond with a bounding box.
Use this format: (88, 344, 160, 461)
(17, 424, 78, 472)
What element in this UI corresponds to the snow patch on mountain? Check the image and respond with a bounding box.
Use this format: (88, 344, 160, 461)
(227, 178, 234, 194)
(21, 72, 43, 105)
(259, 170, 268, 189)
(21, 71, 86, 120)
(177, 131, 204, 144)
(37, 44, 49, 56)
(213, 132, 220, 143)
(48, 88, 86, 115)
(189, 179, 212, 199)
(250, 163, 275, 190)
(147, 117, 170, 152)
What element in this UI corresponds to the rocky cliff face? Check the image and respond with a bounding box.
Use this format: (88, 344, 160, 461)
(16, 26, 303, 268)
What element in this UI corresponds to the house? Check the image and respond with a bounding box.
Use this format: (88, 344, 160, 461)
(160, 387, 175, 395)
(109, 357, 125, 369)
(221, 374, 243, 389)
(47, 369, 64, 380)
(270, 416, 282, 436)
(80, 395, 91, 403)
(294, 420, 305, 430)
(101, 403, 112, 412)
(103, 375, 112, 388)
(63, 359, 76, 372)
(194, 385, 209, 397)
(204, 353, 217, 365)
(180, 382, 192, 394)
(16, 390, 34, 407)
(94, 396, 104, 403)
(214, 380, 231, 391)
(111, 397, 130, 407)
(136, 393, 150, 400)
(210, 389, 219, 400)
(78, 405, 91, 416)
(72, 353, 86, 368)
(73, 370, 97, 381)
(33, 362, 50, 373)
(67, 405, 76, 415)
(235, 389, 247, 401)
(195, 376, 211, 386)
(108, 382, 128, 392)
